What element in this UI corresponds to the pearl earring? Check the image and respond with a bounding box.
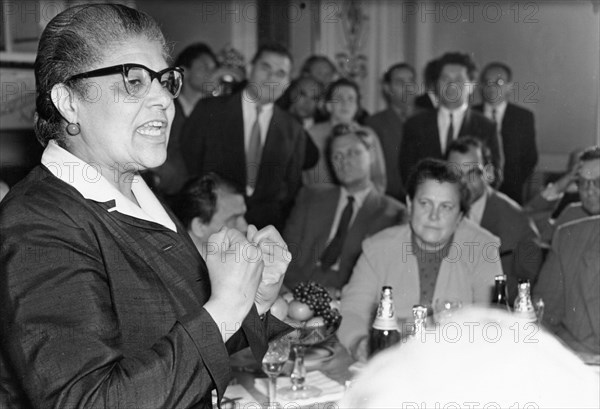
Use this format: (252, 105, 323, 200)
(66, 123, 80, 136)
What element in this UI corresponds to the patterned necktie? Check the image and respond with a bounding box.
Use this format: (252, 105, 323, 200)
(247, 105, 263, 190)
(320, 196, 355, 270)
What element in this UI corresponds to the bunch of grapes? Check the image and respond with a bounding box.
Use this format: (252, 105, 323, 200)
(293, 281, 341, 327)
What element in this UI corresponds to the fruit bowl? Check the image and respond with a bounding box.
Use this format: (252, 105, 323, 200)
(287, 316, 342, 347)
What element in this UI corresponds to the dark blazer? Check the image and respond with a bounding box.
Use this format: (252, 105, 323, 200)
(480, 189, 543, 303)
(474, 103, 538, 204)
(534, 216, 600, 354)
(365, 108, 407, 200)
(0, 166, 287, 409)
(181, 92, 306, 230)
(283, 185, 406, 290)
(399, 108, 504, 185)
(414, 93, 436, 111)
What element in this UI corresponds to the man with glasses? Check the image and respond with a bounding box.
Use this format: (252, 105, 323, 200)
(534, 216, 600, 354)
(474, 62, 538, 204)
(399, 52, 503, 190)
(181, 43, 306, 231)
(447, 137, 542, 303)
(537, 146, 600, 245)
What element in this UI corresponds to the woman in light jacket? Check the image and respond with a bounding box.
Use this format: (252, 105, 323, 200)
(339, 158, 502, 361)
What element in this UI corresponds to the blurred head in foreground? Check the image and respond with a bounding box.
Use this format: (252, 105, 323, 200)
(341, 306, 600, 409)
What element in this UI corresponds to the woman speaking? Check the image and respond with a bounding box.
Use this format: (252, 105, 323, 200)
(0, 4, 290, 408)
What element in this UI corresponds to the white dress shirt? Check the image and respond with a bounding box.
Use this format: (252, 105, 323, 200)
(41, 140, 177, 232)
(242, 89, 274, 155)
(438, 103, 468, 154)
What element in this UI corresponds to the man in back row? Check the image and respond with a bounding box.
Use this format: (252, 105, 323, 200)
(182, 43, 306, 231)
(475, 62, 538, 204)
(400, 52, 503, 188)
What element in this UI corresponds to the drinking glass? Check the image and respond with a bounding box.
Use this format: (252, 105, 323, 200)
(262, 336, 291, 409)
(278, 342, 322, 400)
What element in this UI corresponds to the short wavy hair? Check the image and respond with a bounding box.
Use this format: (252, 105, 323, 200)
(405, 158, 471, 215)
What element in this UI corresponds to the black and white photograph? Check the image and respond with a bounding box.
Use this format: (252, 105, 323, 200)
(1, 1, 599, 408)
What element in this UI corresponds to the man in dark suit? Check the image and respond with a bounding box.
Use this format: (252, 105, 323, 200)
(447, 137, 542, 303)
(284, 124, 406, 291)
(414, 57, 439, 111)
(400, 52, 504, 187)
(475, 62, 538, 204)
(182, 43, 306, 230)
(534, 216, 600, 355)
(365, 62, 417, 201)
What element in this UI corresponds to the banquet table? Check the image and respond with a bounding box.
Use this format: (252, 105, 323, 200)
(225, 337, 356, 408)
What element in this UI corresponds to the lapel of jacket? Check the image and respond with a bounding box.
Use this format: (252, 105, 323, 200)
(501, 103, 516, 137)
(459, 108, 473, 136)
(97, 202, 208, 311)
(313, 188, 342, 253)
(340, 189, 381, 264)
(227, 94, 246, 186)
(253, 106, 289, 193)
(425, 111, 443, 157)
(480, 189, 494, 225)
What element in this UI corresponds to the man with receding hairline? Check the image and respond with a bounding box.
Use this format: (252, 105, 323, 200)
(182, 43, 307, 231)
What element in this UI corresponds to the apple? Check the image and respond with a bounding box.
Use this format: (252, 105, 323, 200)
(281, 292, 294, 303)
(287, 300, 314, 321)
(270, 296, 289, 321)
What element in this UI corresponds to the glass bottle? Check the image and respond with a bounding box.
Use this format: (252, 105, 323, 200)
(368, 286, 401, 357)
(411, 304, 428, 340)
(513, 279, 536, 322)
(492, 274, 511, 311)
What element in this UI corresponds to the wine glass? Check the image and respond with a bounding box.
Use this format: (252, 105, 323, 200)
(433, 298, 463, 324)
(278, 319, 341, 400)
(262, 336, 291, 409)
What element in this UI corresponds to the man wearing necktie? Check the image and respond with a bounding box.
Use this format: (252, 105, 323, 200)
(182, 43, 307, 231)
(475, 62, 538, 204)
(284, 124, 406, 291)
(399, 52, 504, 189)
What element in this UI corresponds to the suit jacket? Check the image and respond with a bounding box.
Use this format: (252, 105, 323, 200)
(283, 185, 406, 290)
(365, 108, 407, 200)
(338, 219, 502, 351)
(181, 92, 306, 230)
(0, 166, 288, 409)
(474, 103, 538, 204)
(399, 108, 504, 185)
(534, 216, 600, 354)
(480, 189, 543, 303)
(414, 93, 436, 111)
